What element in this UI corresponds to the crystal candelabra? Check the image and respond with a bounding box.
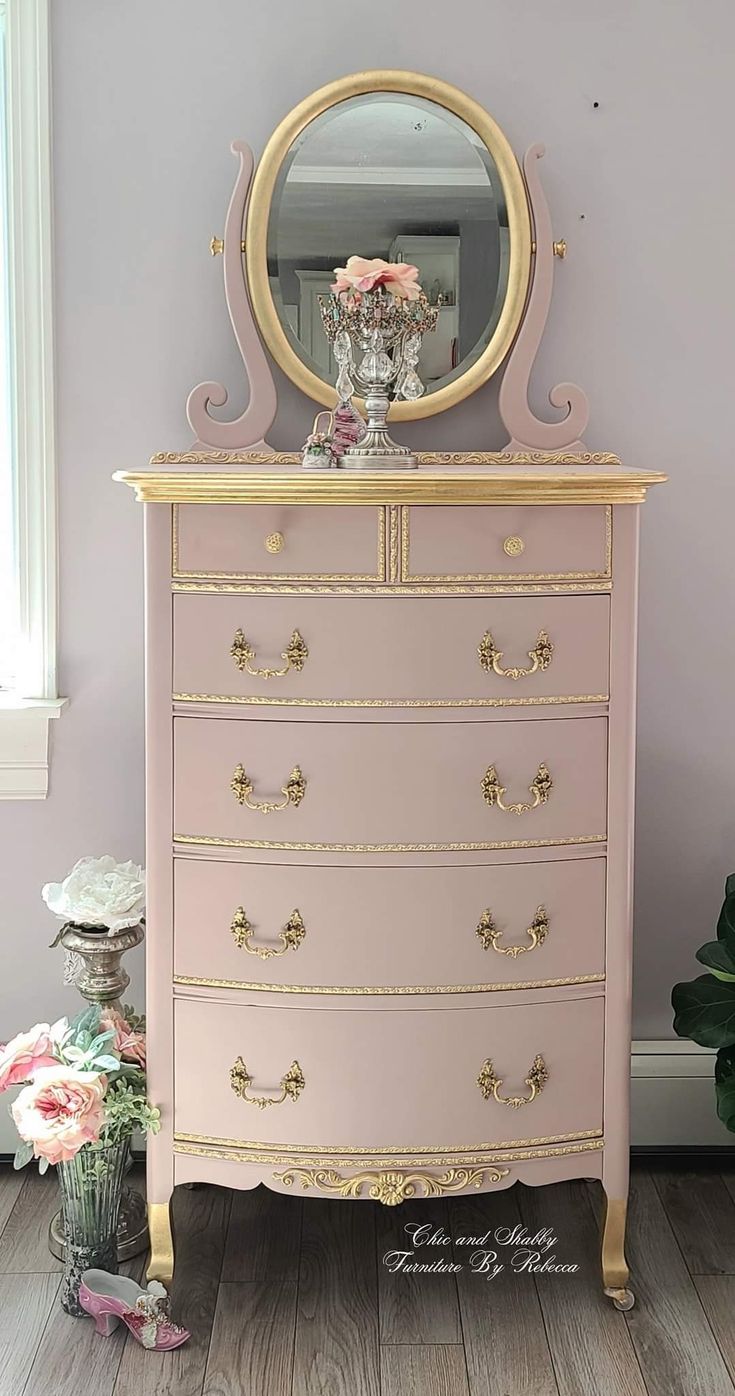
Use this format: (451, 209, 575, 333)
(319, 289, 438, 469)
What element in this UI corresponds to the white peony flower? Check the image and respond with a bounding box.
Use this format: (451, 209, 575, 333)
(42, 856, 146, 936)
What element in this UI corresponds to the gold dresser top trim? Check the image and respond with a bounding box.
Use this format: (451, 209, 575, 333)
(114, 451, 666, 505)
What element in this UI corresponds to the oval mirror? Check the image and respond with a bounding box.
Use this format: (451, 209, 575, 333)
(246, 72, 532, 419)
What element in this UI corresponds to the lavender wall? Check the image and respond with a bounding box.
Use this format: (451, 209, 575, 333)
(1, 0, 732, 1146)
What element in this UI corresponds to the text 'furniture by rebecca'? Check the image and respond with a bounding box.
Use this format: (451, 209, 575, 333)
(117, 71, 665, 1310)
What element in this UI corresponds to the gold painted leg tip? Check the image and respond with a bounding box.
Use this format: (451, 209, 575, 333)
(605, 1286, 635, 1311)
(147, 1201, 174, 1286)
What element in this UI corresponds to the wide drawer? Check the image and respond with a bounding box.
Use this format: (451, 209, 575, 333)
(403, 505, 610, 582)
(172, 593, 610, 707)
(173, 715, 607, 851)
(173, 856, 606, 992)
(174, 995, 605, 1148)
(173, 504, 385, 582)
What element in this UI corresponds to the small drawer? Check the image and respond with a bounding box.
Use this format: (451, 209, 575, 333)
(173, 504, 386, 582)
(402, 505, 610, 582)
(173, 715, 608, 852)
(172, 593, 610, 708)
(173, 856, 606, 993)
(174, 995, 604, 1149)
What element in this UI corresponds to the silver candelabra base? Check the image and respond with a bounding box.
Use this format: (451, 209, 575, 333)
(337, 391, 417, 470)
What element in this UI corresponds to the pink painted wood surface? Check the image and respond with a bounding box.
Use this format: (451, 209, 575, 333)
(173, 855, 606, 990)
(173, 593, 610, 704)
(186, 142, 277, 451)
(602, 505, 639, 1202)
(174, 993, 604, 1147)
(405, 505, 608, 580)
(175, 503, 384, 579)
(499, 144, 589, 452)
(144, 505, 175, 1208)
(173, 1146, 604, 1194)
(173, 715, 608, 848)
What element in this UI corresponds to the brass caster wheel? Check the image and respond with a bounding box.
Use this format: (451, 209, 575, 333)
(605, 1286, 635, 1312)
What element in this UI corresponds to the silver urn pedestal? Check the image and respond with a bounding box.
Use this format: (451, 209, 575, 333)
(319, 289, 438, 470)
(48, 922, 149, 1262)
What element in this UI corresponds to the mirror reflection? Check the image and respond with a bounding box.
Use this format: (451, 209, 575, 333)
(266, 93, 511, 397)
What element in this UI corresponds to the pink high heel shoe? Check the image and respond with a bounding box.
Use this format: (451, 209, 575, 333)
(79, 1269, 190, 1350)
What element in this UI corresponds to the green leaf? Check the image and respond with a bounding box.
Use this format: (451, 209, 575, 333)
(672, 974, 735, 1048)
(717, 882, 735, 942)
(38, 1156, 49, 1175)
(715, 1045, 735, 1133)
(696, 940, 735, 982)
(13, 1142, 34, 1170)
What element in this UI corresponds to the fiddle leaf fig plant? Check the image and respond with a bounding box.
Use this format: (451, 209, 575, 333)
(672, 873, 735, 1131)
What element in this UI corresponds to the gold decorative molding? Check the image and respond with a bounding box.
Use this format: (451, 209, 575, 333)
(274, 1165, 509, 1204)
(171, 580, 612, 596)
(172, 1132, 604, 1170)
(173, 691, 610, 709)
(116, 462, 666, 505)
(173, 970, 604, 995)
(150, 450, 623, 466)
(173, 832, 606, 853)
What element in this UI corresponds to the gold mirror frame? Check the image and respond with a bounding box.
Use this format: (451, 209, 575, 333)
(245, 70, 533, 421)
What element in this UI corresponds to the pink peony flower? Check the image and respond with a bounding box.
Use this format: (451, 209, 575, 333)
(101, 1008, 146, 1068)
(0, 1024, 58, 1092)
(331, 256, 421, 301)
(12, 1066, 107, 1165)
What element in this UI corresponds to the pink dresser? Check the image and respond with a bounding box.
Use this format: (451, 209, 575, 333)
(119, 454, 664, 1310)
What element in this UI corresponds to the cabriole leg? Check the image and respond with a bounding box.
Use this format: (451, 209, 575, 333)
(147, 1199, 174, 1285)
(601, 1193, 635, 1311)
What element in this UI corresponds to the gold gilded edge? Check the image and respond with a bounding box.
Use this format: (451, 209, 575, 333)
(173, 833, 606, 853)
(172, 693, 609, 709)
(115, 470, 665, 506)
(172, 1134, 604, 1168)
(170, 502, 386, 584)
(171, 580, 612, 596)
(173, 972, 605, 995)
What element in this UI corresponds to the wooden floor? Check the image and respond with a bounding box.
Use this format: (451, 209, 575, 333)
(2, 1162, 735, 1396)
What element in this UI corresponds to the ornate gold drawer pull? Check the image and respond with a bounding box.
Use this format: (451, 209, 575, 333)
(230, 763, 306, 813)
(477, 1054, 549, 1108)
(230, 906, 306, 959)
(478, 629, 553, 680)
(230, 627, 308, 679)
(476, 906, 549, 957)
(230, 1056, 305, 1109)
(482, 762, 552, 815)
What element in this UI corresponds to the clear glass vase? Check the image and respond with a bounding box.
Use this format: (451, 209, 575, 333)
(57, 1139, 128, 1315)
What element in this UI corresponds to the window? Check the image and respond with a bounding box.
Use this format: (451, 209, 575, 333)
(0, 0, 64, 798)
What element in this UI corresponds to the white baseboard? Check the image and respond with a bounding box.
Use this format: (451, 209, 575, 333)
(631, 1040, 731, 1147)
(0, 1043, 730, 1156)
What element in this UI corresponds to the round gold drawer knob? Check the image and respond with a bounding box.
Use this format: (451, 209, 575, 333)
(503, 535, 525, 558)
(265, 532, 284, 554)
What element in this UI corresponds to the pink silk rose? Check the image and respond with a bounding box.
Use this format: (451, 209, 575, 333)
(331, 256, 421, 301)
(0, 1024, 58, 1092)
(11, 1066, 107, 1165)
(101, 1008, 146, 1068)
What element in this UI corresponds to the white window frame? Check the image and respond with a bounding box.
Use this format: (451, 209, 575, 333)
(1, 0, 65, 798)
